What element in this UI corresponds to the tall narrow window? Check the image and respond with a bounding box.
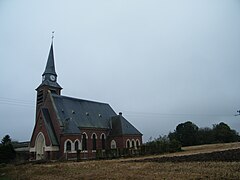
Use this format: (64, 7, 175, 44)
(82, 133, 87, 151)
(101, 134, 105, 150)
(136, 139, 140, 148)
(75, 141, 79, 151)
(131, 140, 135, 148)
(66, 141, 71, 152)
(37, 90, 43, 105)
(126, 140, 130, 148)
(92, 134, 96, 150)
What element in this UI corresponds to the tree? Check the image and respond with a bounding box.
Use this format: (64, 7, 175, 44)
(1, 135, 11, 145)
(169, 121, 239, 147)
(0, 135, 16, 163)
(213, 122, 240, 143)
(197, 127, 215, 145)
(173, 121, 199, 146)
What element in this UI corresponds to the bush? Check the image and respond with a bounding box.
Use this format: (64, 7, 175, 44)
(144, 136, 182, 155)
(0, 144, 16, 163)
(169, 139, 182, 152)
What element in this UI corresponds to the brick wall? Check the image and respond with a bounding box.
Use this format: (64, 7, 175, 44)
(30, 112, 51, 147)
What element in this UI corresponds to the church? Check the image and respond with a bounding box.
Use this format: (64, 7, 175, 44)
(29, 40, 142, 160)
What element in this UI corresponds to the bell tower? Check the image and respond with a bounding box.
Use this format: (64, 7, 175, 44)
(35, 36, 62, 113)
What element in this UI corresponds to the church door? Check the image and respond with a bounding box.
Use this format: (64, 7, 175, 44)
(36, 133, 46, 160)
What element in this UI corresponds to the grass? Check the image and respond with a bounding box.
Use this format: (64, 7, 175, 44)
(182, 142, 240, 152)
(1, 142, 240, 180)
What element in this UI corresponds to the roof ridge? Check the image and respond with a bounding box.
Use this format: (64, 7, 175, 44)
(52, 94, 110, 105)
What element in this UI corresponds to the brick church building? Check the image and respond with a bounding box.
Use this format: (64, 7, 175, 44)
(30, 41, 142, 160)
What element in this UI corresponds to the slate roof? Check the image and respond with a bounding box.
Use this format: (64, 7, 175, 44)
(42, 108, 59, 145)
(43, 42, 57, 76)
(36, 80, 62, 90)
(110, 115, 142, 136)
(50, 94, 142, 136)
(51, 94, 117, 134)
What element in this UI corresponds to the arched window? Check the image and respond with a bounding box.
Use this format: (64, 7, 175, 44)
(111, 140, 116, 149)
(35, 132, 46, 160)
(66, 141, 71, 152)
(75, 141, 79, 151)
(136, 139, 140, 148)
(92, 133, 97, 150)
(131, 139, 135, 148)
(126, 139, 131, 148)
(82, 133, 87, 151)
(101, 134, 105, 150)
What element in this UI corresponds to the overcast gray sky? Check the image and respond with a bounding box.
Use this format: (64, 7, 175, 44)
(0, 0, 240, 142)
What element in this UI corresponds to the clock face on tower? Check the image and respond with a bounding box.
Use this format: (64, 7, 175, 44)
(50, 75, 56, 81)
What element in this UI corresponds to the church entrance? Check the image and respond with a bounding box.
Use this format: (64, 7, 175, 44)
(35, 132, 46, 160)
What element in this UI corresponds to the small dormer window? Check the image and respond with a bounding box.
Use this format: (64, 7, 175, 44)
(86, 112, 89, 116)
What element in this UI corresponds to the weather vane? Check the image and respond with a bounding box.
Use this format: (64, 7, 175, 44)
(52, 31, 55, 40)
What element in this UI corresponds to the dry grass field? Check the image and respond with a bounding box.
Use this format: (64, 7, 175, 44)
(1, 142, 240, 180)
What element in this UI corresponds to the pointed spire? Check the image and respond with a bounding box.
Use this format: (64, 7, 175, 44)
(42, 39, 57, 76)
(37, 33, 62, 91)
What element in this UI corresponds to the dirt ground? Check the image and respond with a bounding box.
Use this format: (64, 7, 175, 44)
(1, 142, 240, 180)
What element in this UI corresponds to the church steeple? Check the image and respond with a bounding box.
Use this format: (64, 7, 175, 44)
(39, 38, 62, 90)
(41, 33, 59, 83)
(36, 36, 62, 109)
(42, 42, 57, 77)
